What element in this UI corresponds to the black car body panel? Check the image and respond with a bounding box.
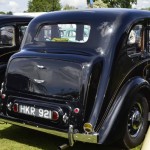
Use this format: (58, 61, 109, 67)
(7, 57, 82, 98)
(1, 9, 150, 148)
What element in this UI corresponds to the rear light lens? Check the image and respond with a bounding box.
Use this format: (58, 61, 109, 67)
(13, 103, 18, 112)
(52, 111, 59, 121)
(1, 94, 6, 99)
(74, 108, 80, 114)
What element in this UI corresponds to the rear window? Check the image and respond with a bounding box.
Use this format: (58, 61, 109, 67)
(34, 24, 91, 43)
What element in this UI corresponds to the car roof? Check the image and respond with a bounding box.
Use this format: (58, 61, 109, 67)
(23, 8, 150, 51)
(0, 15, 33, 22)
(32, 8, 150, 24)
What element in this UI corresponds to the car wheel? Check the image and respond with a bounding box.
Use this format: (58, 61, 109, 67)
(123, 93, 149, 149)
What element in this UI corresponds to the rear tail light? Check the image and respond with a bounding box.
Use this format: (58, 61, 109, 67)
(13, 103, 18, 112)
(1, 94, 6, 99)
(74, 108, 80, 114)
(52, 111, 59, 121)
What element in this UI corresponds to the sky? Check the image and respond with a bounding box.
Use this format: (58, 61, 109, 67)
(133, 0, 150, 9)
(0, 0, 149, 13)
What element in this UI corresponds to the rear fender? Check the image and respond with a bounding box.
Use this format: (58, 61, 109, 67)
(98, 76, 150, 144)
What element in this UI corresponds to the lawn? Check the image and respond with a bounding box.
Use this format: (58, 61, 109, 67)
(0, 123, 66, 150)
(0, 123, 141, 150)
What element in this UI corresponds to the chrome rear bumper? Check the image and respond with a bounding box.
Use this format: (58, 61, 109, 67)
(0, 115, 98, 144)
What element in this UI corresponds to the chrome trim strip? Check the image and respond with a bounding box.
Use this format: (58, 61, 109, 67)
(34, 79, 45, 83)
(37, 65, 45, 69)
(74, 132, 98, 143)
(0, 117, 98, 144)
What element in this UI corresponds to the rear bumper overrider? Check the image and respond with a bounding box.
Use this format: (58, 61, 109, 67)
(0, 115, 98, 145)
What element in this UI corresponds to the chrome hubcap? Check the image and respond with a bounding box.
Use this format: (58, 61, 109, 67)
(127, 103, 143, 138)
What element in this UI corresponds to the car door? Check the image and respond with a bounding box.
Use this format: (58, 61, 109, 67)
(105, 22, 147, 101)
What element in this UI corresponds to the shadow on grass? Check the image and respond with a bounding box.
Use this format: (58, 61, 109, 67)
(0, 124, 123, 150)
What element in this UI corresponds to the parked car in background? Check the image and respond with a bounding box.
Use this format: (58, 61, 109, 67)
(0, 15, 32, 84)
(0, 9, 150, 149)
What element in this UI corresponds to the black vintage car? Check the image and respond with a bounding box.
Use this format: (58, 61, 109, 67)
(0, 15, 32, 84)
(0, 9, 150, 149)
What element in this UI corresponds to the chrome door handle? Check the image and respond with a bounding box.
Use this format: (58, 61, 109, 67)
(34, 79, 45, 83)
(37, 65, 45, 69)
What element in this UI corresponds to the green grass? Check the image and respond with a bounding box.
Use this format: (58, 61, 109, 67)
(0, 123, 66, 150)
(0, 123, 141, 150)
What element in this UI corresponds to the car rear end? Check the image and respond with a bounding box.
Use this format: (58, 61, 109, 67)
(0, 50, 100, 145)
(0, 15, 101, 145)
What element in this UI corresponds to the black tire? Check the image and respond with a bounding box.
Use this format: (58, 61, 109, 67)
(123, 93, 149, 149)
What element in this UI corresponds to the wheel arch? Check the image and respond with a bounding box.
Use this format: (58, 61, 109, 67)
(98, 76, 150, 145)
(139, 87, 150, 111)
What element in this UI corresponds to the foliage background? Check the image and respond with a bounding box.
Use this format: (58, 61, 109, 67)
(28, 0, 61, 12)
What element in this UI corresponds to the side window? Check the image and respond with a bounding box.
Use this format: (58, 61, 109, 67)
(145, 22, 150, 53)
(0, 26, 15, 47)
(18, 25, 27, 44)
(127, 24, 143, 57)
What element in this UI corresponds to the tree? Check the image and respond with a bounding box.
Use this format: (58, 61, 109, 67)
(87, 0, 96, 7)
(102, 0, 137, 8)
(28, 0, 61, 12)
(6, 11, 13, 15)
(87, 0, 96, 4)
(93, 0, 108, 8)
(87, 0, 107, 8)
(141, 7, 150, 11)
(63, 5, 76, 10)
(0, 11, 5, 14)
